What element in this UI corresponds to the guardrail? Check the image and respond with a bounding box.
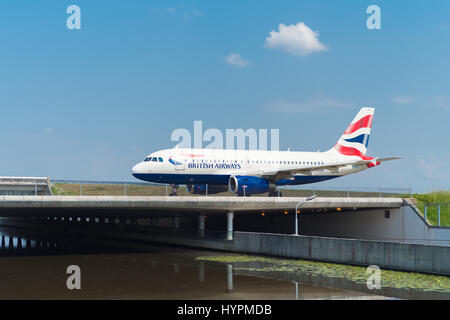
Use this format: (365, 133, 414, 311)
(49, 179, 413, 198)
(51, 179, 159, 186)
(416, 202, 450, 227)
(0, 177, 49, 185)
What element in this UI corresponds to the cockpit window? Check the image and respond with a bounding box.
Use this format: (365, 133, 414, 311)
(158, 157, 163, 162)
(144, 157, 152, 162)
(151, 157, 158, 162)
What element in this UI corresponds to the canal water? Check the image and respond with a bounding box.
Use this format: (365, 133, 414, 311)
(0, 226, 389, 300)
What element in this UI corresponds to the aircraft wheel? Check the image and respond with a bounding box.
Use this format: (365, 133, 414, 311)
(268, 190, 281, 197)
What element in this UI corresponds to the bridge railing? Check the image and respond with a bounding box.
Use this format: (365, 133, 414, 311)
(49, 179, 412, 199)
(415, 202, 450, 227)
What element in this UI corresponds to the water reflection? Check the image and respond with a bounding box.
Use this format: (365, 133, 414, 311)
(0, 227, 387, 300)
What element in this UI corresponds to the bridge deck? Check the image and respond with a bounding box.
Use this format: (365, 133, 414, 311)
(0, 196, 404, 213)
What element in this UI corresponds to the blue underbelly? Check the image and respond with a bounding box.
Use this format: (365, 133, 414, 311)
(132, 173, 339, 186)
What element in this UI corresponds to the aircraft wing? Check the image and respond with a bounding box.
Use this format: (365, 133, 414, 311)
(238, 157, 402, 182)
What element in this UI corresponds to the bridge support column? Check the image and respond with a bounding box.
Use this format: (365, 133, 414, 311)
(227, 264, 233, 292)
(198, 261, 205, 283)
(198, 215, 206, 237)
(173, 217, 180, 229)
(227, 212, 234, 241)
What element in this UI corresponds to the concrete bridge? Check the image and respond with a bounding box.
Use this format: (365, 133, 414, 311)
(0, 194, 449, 276)
(0, 195, 403, 215)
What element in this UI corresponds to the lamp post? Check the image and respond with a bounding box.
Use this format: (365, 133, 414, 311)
(295, 195, 317, 236)
(242, 185, 247, 197)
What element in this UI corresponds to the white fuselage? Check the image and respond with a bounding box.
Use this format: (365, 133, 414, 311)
(131, 148, 368, 187)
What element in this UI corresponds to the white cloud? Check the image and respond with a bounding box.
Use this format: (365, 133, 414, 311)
(265, 95, 351, 113)
(193, 10, 204, 16)
(265, 22, 327, 56)
(44, 128, 52, 134)
(225, 53, 250, 67)
(418, 155, 450, 180)
(394, 96, 415, 104)
(430, 96, 450, 110)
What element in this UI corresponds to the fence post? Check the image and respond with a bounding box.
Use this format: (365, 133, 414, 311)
(424, 205, 427, 221)
(438, 205, 441, 226)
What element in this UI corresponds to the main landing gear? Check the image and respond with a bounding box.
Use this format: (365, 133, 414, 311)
(268, 189, 282, 197)
(170, 184, 179, 196)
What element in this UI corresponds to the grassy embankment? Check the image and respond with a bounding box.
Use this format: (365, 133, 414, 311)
(50, 183, 405, 197)
(411, 190, 450, 226)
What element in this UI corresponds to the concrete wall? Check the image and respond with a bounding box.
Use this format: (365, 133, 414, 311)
(232, 232, 450, 275)
(299, 205, 450, 246)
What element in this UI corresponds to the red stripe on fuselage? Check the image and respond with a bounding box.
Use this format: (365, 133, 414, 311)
(179, 154, 205, 158)
(344, 115, 373, 135)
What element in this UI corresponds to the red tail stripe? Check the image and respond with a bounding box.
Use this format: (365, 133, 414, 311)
(344, 115, 373, 135)
(334, 144, 364, 157)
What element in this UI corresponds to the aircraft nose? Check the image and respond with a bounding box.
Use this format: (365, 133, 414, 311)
(131, 162, 146, 174)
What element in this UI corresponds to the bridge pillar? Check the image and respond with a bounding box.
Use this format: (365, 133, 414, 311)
(173, 216, 180, 229)
(227, 212, 234, 240)
(227, 264, 233, 292)
(198, 261, 205, 283)
(198, 215, 206, 237)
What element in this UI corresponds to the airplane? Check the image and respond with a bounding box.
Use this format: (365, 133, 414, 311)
(131, 107, 401, 196)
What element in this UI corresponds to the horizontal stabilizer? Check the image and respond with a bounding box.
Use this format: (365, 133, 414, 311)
(377, 157, 403, 162)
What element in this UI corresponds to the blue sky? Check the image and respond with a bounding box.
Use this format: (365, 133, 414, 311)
(0, 0, 449, 192)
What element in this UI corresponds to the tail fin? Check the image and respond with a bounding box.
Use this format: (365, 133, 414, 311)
(328, 107, 375, 157)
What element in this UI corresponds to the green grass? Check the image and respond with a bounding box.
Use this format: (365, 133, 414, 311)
(412, 190, 450, 226)
(50, 183, 405, 198)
